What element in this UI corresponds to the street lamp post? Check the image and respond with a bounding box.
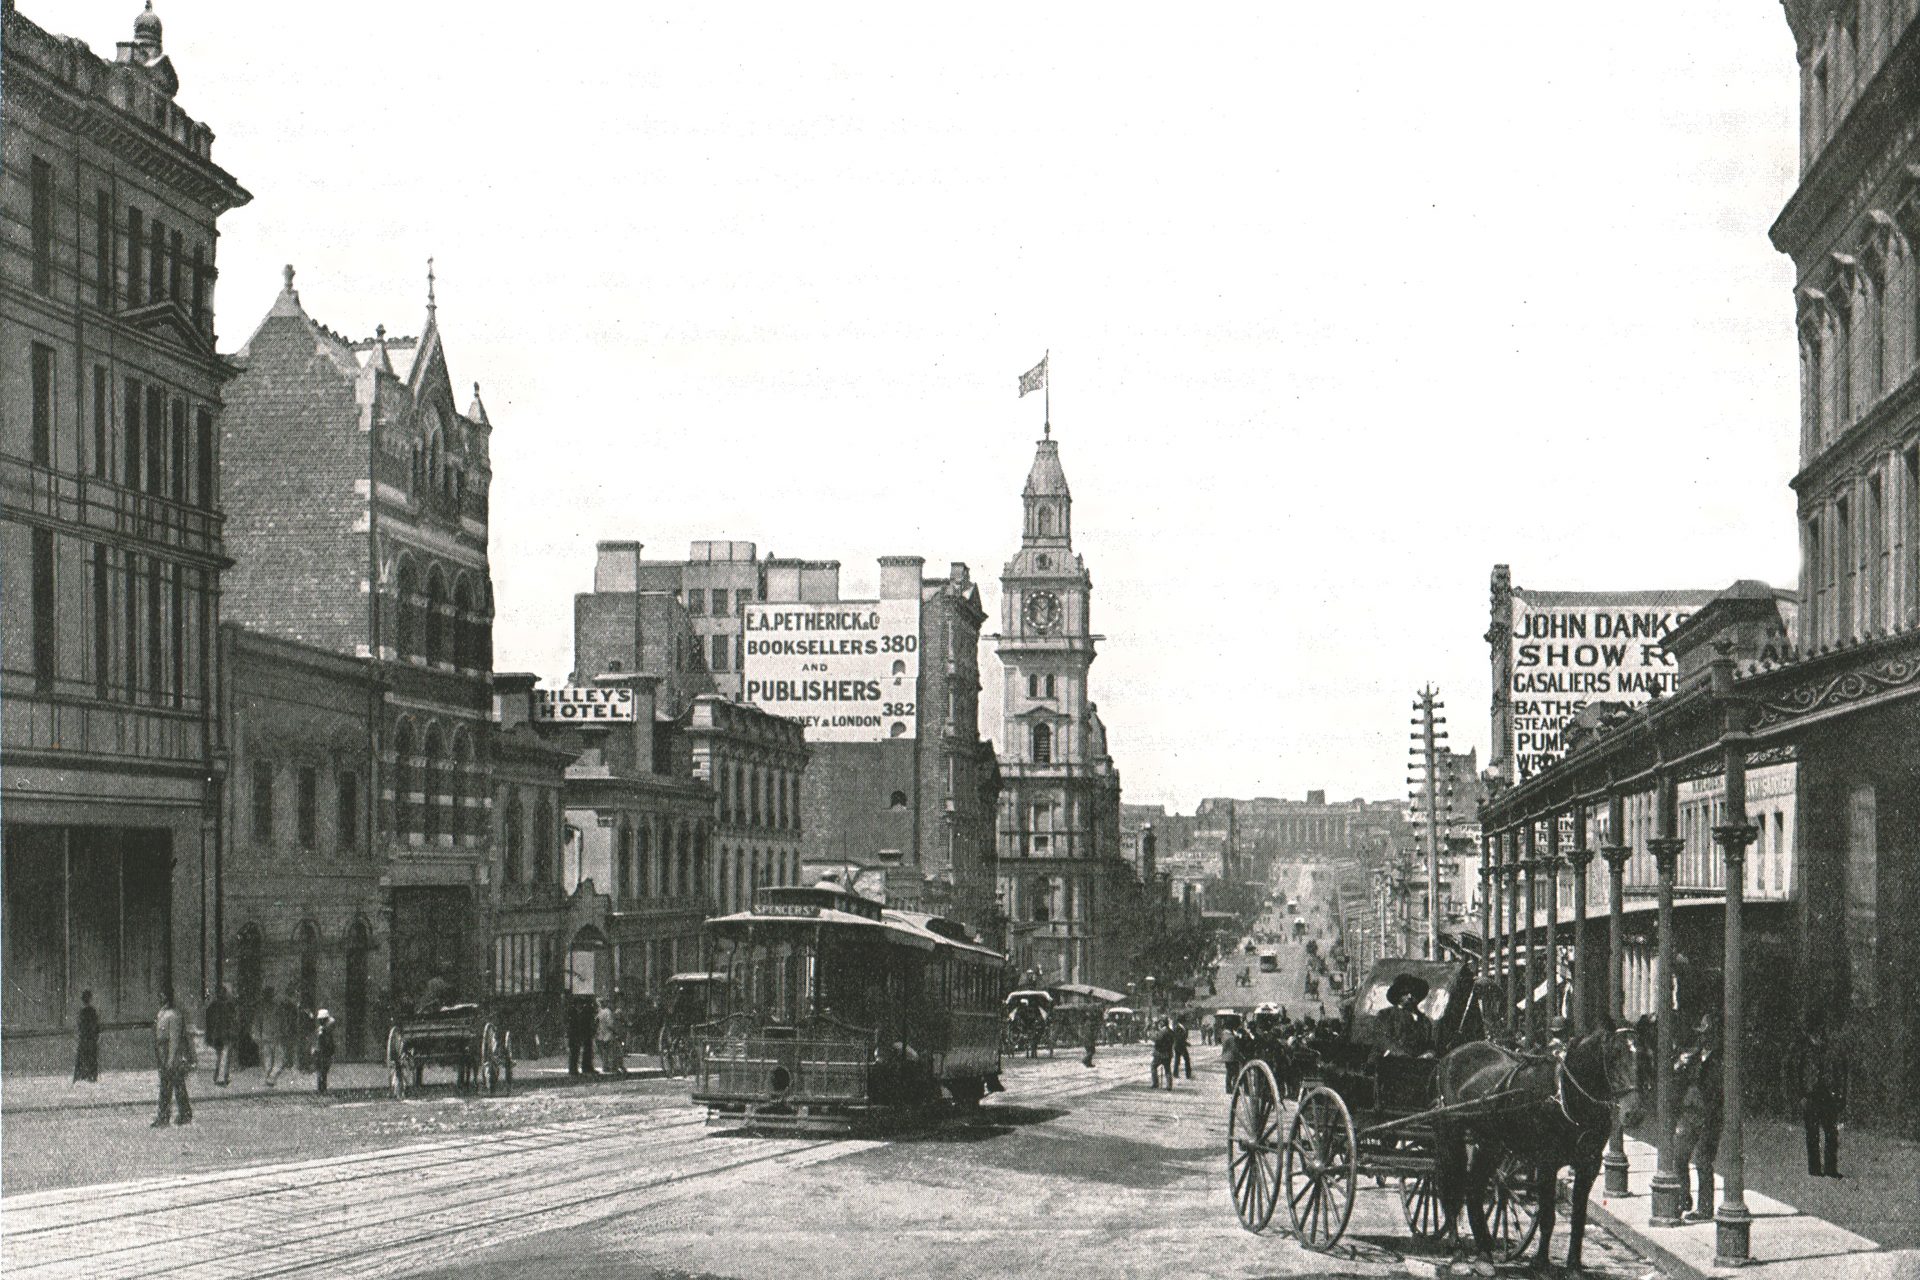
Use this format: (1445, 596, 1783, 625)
(1648, 772, 1686, 1227)
(1712, 649, 1757, 1267)
(1601, 794, 1634, 1195)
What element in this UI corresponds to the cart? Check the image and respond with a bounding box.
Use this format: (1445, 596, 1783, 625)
(385, 1003, 512, 1100)
(1225, 958, 1536, 1255)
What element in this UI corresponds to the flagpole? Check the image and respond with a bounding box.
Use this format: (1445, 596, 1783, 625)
(1044, 348, 1051, 439)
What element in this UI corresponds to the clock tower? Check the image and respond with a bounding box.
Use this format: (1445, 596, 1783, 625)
(995, 432, 1124, 987)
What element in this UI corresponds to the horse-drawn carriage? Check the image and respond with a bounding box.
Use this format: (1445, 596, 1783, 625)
(1003, 990, 1054, 1058)
(385, 1003, 513, 1099)
(1226, 958, 1538, 1253)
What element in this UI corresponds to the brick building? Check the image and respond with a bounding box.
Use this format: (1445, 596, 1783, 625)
(1, 1, 250, 1068)
(219, 266, 499, 1015)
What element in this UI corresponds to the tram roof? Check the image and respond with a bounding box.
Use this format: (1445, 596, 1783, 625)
(704, 901, 1004, 962)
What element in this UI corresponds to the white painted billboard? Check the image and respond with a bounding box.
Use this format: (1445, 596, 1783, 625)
(1498, 586, 1718, 782)
(742, 599, 920, 741)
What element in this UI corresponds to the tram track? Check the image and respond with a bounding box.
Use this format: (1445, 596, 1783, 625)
(4, 1053, 1151, 1280)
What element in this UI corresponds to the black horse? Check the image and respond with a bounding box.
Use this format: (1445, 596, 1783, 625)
(1432, 1026, 1643, 1271)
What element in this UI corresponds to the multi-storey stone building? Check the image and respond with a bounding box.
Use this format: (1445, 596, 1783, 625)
(1, 1, 250, 1068)
(686, 694, 809, 916)
(219, 266, 499, 1015)
(994, 431, 1132, 987)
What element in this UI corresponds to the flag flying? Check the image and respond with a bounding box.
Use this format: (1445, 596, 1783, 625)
(1018, 355, 1048, 398)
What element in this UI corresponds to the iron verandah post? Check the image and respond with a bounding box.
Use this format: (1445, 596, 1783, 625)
(1648, 771, 1686, 1227)
(1712, 648, 1758, 1268)
(1601, 791, 1633, 1196)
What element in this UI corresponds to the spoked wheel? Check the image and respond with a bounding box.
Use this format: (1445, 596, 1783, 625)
(1227, 1059, 1283, 1232)
(1399, 1172, 1447, 1238)
(387, 1028, 408, 1101)
(1284, 1085, 1357, 1251)
(1481, 1152, 1540, 1260)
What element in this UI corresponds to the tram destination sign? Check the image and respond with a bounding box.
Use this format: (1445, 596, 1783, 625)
(742, 598, 920, 742)
(1490, 574, 1721, 783)
(533, 686, 636, 722)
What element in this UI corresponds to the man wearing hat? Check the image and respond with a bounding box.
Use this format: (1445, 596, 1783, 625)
(1674, 1011, 1722, 1221)
(312, 1009, 338, 1096)
(1378, 975, 1432, 1058)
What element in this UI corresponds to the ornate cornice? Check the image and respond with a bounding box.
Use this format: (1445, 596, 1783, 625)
(1753, 646, 1920, 728)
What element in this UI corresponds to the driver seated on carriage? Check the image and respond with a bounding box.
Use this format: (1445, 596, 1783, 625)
(1375, 973, 1435, 1059)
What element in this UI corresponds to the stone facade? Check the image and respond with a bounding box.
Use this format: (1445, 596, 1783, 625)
(0, 1, 249, 1068)
(993, 433, 1132, 989)
(685, 694, 808, 916)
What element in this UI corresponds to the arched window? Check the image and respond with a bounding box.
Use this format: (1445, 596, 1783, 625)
(452, 576, 474, 669)
(395, 561, 420, 658)
(425, 566, 448, 665)
(1032, 722, 1052, 765)
(451, 731, 474, 841)
(1037, 505, 1053, 536)
(477, 578, 494, 671)
(889, 790, 909, 810)
(392, 720, 417, 838)
(503, 790, 525, 884)
(422, 724, 447, 843)
(1030, 876, 1052, 922)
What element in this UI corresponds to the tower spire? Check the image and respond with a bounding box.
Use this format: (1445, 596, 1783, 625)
(426, 257, 436, 317)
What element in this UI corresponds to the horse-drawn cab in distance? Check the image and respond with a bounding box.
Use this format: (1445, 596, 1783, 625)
(1101, 1005, 1138, 1044)
(385, 1001, 512, 1100)
(1003, 989, 1054, 1058)
(658, 972, 727, 1077)
(691, 882, 1008, 1129)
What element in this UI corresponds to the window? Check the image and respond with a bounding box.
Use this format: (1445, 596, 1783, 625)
(1906, 449, 1920, 612)
(147, 217, 165, 303)
(338, 771, 359, 851)
(144, 386, 164, 495)
(126, 208, 145, 306)
(1836, 495, 1853, 639)
(734, 635, 745, 673)
(1044, 675, 1055, 699)
(396, 561, 420, 657)
(92, 545, 111, 700)
(123, 379, 143, 490)
(93, 367, 108, 479)
(96, 191, 113, 308)
(392, 721, 416, 838)
(889, 790, 909, 811)
(30, 158, 53, 293)
(1032, 722, 1053, 765)
(169, 563, 183, 706)
(297, 767, 318, 847)
(122, 553, 139, 698)
(169, 399, 187, 502)
(195, 409, 214, 508)
(736, 588, 753, 615)
(1835, 303, 1852, 426)
(711, 589, 728, 617)
(502, 792, 524, 884)
(686, 589, 705, 615)
(422, 726, 447, 842)
(425, 568, 447, 664)
(711, 634, 729, 672)
(1869, 472, 1887, 628)
(190, 243, 206, 331)
(533, 795, 554, 882)
(252, 761, 274, 842)
(168, 229, 183, 303)
(31, 344, 54, 466)
(31, 530, 56, 691)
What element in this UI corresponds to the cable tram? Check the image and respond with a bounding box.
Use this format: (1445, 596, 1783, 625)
(691, 882, 1008, 1129)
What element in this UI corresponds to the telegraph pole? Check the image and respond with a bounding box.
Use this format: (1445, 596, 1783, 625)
(1408, 687, 1447, 959)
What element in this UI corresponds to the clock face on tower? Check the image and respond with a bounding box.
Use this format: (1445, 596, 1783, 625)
(1024, 591, 1062, 634)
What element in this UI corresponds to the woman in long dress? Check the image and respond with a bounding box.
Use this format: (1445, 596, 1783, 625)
(73, 989, 101, 1082)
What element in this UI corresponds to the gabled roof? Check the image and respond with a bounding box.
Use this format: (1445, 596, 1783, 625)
(120, 299, 222, 364)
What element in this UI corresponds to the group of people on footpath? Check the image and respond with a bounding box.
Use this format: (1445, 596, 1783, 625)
(1148, 1016, 1192, 1089)
(564, 991, 651, 1077)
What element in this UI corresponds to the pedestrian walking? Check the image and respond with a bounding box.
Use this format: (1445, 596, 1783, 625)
(567, 993, 597, 1076)
(1674, 1012, 1723, 1222)
(205, 984, 236, 1086)
(152, 988, 194, 1127)
(73, 989, 101, 1083)
(1082, 1008, 1100, 1068)
(1150, 1019, 1177, 1090)
(1173, 1015, 1192, 1080)
(1789, 1010, 1849, 1178)
(253, 985, 285, 1085)
(594, 998, 618, 1076)
(312, 1010, 337, 1095)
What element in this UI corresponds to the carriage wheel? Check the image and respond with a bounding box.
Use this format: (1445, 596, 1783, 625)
(1227, 1059, 1283, 1232)
(1399, 1173, 1447, 1238)
(1482, 1152, 1540, 1260)
(387, 1028, 409, 1101)
(1284, 1085, 1357, 1251)
(481, 1022, 504, 1096)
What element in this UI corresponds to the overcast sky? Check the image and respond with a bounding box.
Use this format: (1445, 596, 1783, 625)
(45, 2, 1805, 810)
